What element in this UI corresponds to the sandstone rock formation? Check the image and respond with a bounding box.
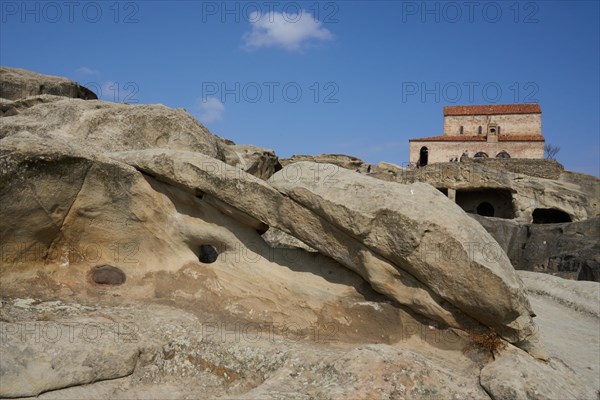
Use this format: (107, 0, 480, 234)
(0, 94, 230, 160)
(283, 155, 599, 283)
(282, 155, 599, 224)
(375, 160, 599, 223)
(0, 96, 281, 181)
(107, 150, 545, 354)
(281, 153, 371, 173)
(0, 66, 97, 101)
(269, 162, 542, 348)
(2, 271, 596, 399)
(226, 144, 282, 180)
(1, 67, 598, 399)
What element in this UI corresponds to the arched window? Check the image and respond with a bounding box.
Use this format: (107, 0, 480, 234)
(496, 150, 511, 158)
(419, 146, 429, 167)
(474, 151, 488, 158)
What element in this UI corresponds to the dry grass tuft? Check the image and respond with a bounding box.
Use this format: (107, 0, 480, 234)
(463, 330, 507, 356)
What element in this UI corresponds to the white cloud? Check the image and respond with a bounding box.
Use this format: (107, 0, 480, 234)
(196, 97, 225, 123)
(242, 11, 333, 52)
(75, 67, 99, 76)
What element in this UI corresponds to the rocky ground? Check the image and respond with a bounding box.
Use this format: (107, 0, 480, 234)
(2, 270, 598, 399)
(1, 67, 599, 399)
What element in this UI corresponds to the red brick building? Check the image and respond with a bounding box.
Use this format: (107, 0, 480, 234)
(409, 104, 545, 166)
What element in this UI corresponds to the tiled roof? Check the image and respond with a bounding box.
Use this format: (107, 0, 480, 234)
(444, 104, 541, 116)
(409, 135, 544, 142)
(409, 135, 486, 142)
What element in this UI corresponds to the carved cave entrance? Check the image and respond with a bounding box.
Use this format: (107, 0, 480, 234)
(455, 188, 516, 219)
(532, 208, 572, 224)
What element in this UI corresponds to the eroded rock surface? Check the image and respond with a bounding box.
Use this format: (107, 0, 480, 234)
(1, 67, 598, 400)
(0, 66, 97, 101)
(270, 162, 541, 348)
(474, 215, 600, 281)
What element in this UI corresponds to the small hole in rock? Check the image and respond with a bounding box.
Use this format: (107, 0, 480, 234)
(199, 244, 219, 263)
(91, 265, 126, 285)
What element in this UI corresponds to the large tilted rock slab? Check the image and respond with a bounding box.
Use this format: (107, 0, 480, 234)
(268, 162, 540, 348)
(110, 149, 542, 353)
(109, 149, 474, 329)
(0, 66, 97, 101)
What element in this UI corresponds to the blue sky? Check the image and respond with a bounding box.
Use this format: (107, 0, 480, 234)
(1, 1, 599, 176)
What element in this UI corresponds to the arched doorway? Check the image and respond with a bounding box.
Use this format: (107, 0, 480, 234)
(496, 150, 511, 158)
(419, 146, 429, 167)
(474, 151, 489, 158)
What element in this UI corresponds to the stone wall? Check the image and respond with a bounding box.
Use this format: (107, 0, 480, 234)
(444, 113, 542, 136)
(409, 140, 544, 164)
(469, 158, 564, 180)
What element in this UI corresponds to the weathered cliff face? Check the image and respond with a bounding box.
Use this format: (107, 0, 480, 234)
(472, 215, 600, 281)
(1, 67, 597, 399)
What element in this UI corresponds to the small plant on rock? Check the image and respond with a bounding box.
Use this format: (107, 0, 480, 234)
(463, 329, 507, 358)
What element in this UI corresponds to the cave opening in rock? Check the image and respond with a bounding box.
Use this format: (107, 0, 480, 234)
(91, 265, 126, 285)
(455, 188, 515, 219)
(532, 208, 572, 224)
(198, 244, 219, 263)
(476, 202, 495, 217)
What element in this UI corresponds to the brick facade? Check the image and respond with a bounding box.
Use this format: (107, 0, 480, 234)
(409, 104, 544, 165)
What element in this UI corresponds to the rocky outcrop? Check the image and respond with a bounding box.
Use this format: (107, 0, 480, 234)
(473, 215, 600, 281)
(0, 298, 490, 399)
(380, 161, 599, 223)
(281, 153, 372, 173)
(262, 227, 317, 252)
(104, 149, 542, 353)
(225, 144, 282, 180)
(269, 162, 543, 350)
(518, 271, 600, 317)
(108, 149, 472, 331)
(0, 93, 281, 180)
(283, 155, 599, 224)
(2, 67, 597, 399)
(480, 347, 594, 400)
(1, 272, 595, 399)
(515, 271, 600, 398)
(0, 66, 97, 101)
(0, 95, 229, 160)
